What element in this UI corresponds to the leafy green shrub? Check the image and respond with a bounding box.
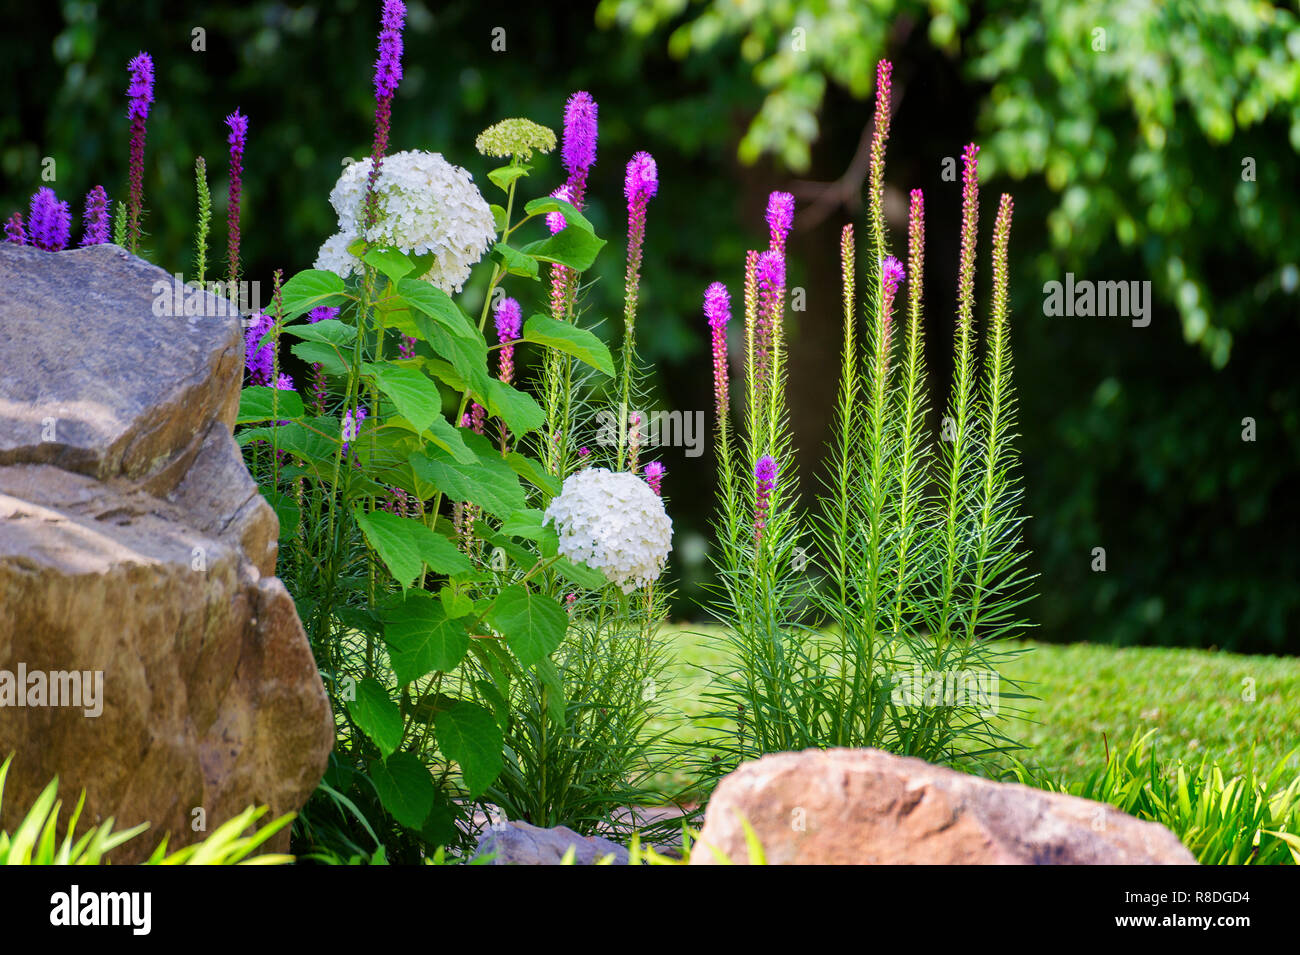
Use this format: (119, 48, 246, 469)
(244, 9, 677, 860)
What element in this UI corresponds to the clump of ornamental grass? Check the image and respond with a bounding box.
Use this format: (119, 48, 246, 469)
(697, 57, 1034, 783)
(0, 755, 293, 865)
(1006, 732, 1300, 865)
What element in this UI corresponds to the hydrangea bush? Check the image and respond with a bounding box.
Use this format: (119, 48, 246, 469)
(225, 1, 679, 854)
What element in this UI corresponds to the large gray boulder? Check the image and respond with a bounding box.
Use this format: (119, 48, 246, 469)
(691, 748, 1198, 865)
(474, 820, 630, 865)
(0, 243, 333, 862)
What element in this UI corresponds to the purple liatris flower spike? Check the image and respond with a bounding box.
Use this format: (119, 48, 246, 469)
(125, 52, 153, 252)
(753, 250, 784, 396)
(470, 402, 485, 436)
(547, 184, 572, 236)
(880, 255, 905, 361)
(622, 151, 658, 344)
(494, 296, 522, 384)
(958, 143, 981, 335)
(399, 335, 416, 359)
(243, 312, 276, 386)
(127, 52, 154, 120)
(308, 306, 339, 323)
(547, 186, 576, 320)
(366, 0, 407, 231)
(882, 255, 905, 298)
(704, 282, 731, 424)
(624, 151, 658, 206)
(28, 188, 71, 252)
(754, 455, 778, 542)
(79, 186, 110, 246)
(276, 373, 295, 391)
(643, 461, 665, 496)
(341, 406, 368, 454)
(766, 191, 794, 253)
(562, 91, 598, 207)
(225, 109, 248, 286)
(374, 0, 406, 100)
(4, 212, 25, 245)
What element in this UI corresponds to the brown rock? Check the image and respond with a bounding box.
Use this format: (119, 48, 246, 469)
(691, 748, 1198, 865)
(0, 243, 333, 862)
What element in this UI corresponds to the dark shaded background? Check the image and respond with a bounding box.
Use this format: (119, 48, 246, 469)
(3, 0, 1296, 652)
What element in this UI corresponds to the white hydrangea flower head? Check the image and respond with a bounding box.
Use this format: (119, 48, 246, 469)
(543, 468, 673, 594)
(314, 230, 360, 279)
(315, 150, 496, 294)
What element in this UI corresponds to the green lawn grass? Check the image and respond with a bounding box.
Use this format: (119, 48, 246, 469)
(651, 627, 1300, 793)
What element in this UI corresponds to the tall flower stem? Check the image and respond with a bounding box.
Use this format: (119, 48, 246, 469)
(225, 110, 247, 290)
(616, 152, 657, 471)
(125, 53, 153, 254)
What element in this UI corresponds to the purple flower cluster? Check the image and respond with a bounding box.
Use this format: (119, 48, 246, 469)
(373, 0, 406, 101)
(561, 91, 598, 207)
(494, 296, 522, 384)
(126, 52, 153, 251)
(244, 312, 276, 386)
(80, 186, 110, 246)
(766, 191, 794, 252)
(624, 151, 658, 207)
(28, 188, 71, 252)
(342, 406, 368, 454)
(643, 461, 665, 497)
(547, 184, 572, 236)
(753, 249, 784, 394)
(622, 151, 658, 330)
(366, 0, 407, 230)
(881, 255, 905, 359)
(754, 455, 778, 541)
(126, 52, 154, 120)
(226, 109, 247, 284)
(704, 282, 731, 423)
(4, 213, 24, 245)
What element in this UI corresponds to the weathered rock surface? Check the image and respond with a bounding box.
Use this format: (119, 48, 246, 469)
(691, 748, 1198, 865)
(0, 243, 333, 862)
(474, 821, 630, 865)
